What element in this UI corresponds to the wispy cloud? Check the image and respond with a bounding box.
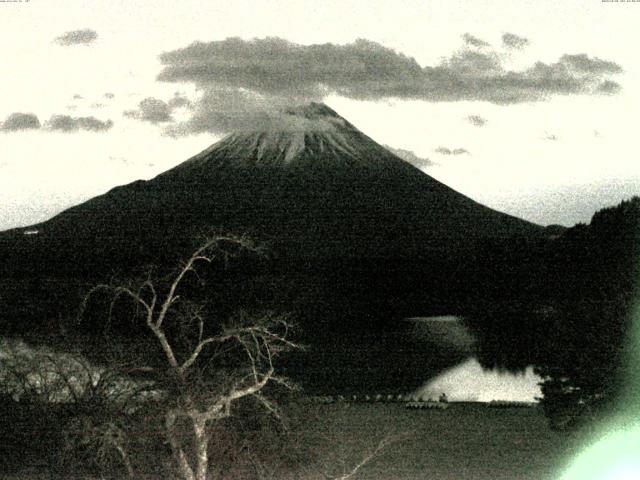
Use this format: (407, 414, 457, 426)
(467, 115, 487, 127)
(384, 145, 435, 168)
(462, 33, 490, 48)
(435, 147, 470, 156)
(54, 29, 98, 46)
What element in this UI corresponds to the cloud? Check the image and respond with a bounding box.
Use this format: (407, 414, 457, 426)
(440, 49, 502, 76)
(124, 94, 194, 130)
(462, 33, 490, 48)
(156, 36, 623, 135)
(158, 38, 426, 102)
(2, 111, 113, 134)
(124, 97, 173, 123)
(467, 115, 487, 127)
(163, 88, 316, 136)
(435, 147, 469, 156)
(384, 145, 435, 167)
(54, 29, 97, 46)
(167, 92, 192, 109)
(72, 94, 84, 100)
(46, 115, 113, 132)
(559, 54, 622, 74)
(104, 93, 115, 99)
(502, 33, 530, 49)
(597, 80, 621, 94)
(1, 112, 41, 131)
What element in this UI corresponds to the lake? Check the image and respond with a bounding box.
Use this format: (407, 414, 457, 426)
(406, 316, 543, 402)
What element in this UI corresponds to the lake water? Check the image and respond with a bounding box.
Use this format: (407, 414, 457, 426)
(0, 316, 544, 402)
(407, 316, 543, 402)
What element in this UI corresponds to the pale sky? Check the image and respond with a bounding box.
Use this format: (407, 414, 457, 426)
(0, 0, 639, 230)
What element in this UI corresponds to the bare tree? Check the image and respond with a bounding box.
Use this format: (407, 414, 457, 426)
(0, 344, 150, 478)
(82, 235, 299, 480)
(312, 431, 412, 480)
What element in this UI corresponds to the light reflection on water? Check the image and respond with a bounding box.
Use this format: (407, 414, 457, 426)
(3, 316, 545, 403)
(407, 316, 543, 402)
(414, 356, 542, 402)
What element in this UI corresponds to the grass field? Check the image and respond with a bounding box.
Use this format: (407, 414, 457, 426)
(285, 401, 586, 480)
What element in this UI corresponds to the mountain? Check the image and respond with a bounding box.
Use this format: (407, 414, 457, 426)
(4, 102, 539, 260)
(0, 102, 544, 392)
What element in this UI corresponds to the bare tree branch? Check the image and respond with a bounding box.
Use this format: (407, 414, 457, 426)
(324, 432, 413, 480)
(77, 235, 297, 480)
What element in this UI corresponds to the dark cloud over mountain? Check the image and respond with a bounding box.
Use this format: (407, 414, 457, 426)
(54, 29, 97, 46)
(46, 115, 113, 132)
(1, 112, 41, 131)
(163, 88, 302, 136)
(158, 38, 424, 102)
(156, 36, 623, 135)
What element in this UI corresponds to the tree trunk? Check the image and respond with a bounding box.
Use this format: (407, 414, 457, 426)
(113, 440, 135, 479)
(193, 416, 209, 480)
(166, 410, 196, 480)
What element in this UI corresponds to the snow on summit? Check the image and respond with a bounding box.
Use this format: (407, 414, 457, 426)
(177, 102, 407, 168)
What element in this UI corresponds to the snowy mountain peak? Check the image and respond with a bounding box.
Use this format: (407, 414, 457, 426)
(176, 102, 401, 169)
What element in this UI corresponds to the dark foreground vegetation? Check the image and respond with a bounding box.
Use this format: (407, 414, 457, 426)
(0, 398, 583, 480)
(469, 196, 640, 430)
(0, 196, 637, 478)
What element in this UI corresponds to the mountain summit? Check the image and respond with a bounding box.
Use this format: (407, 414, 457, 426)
(170, 102, 407, 170)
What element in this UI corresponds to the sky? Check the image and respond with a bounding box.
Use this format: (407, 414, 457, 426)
(0, 0, 639, 230)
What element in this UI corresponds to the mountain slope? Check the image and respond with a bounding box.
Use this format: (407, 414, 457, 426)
(9, 102, 539, 265)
